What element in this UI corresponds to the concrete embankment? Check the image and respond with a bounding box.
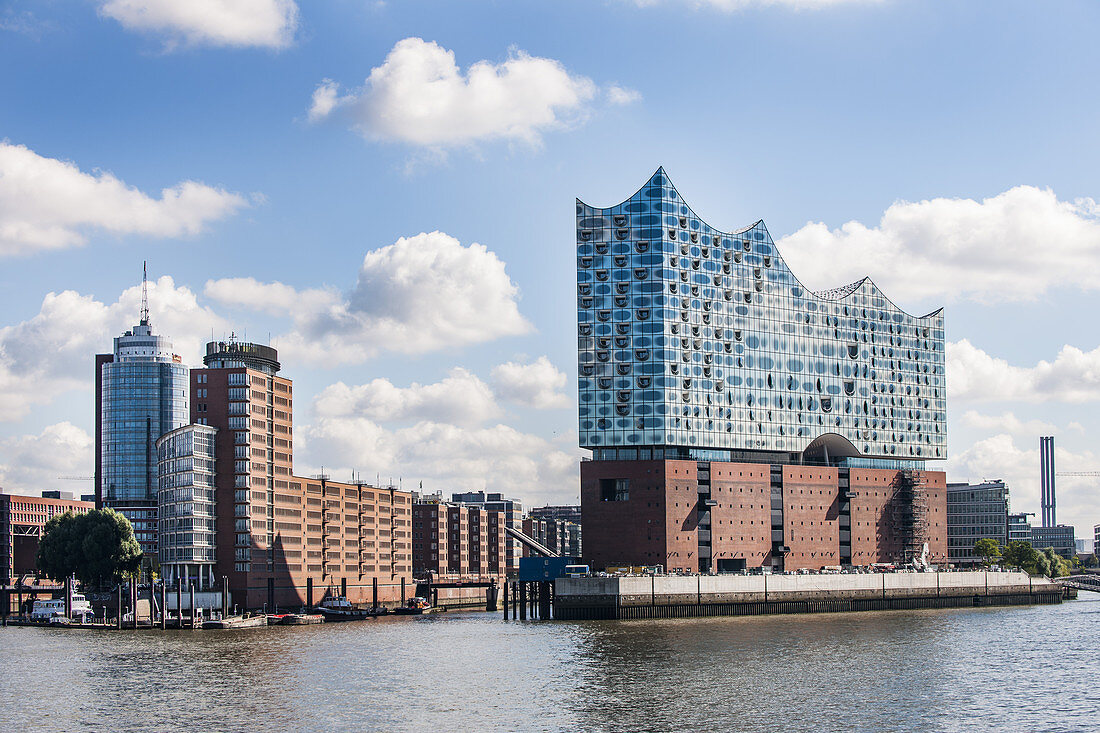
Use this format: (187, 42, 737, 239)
(553, 571, 1062, 620)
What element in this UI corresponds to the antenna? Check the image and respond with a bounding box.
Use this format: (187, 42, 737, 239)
(140, 261, 150, 326)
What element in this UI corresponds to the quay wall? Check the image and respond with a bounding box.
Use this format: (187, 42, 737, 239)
(554, 572, 1060, 620)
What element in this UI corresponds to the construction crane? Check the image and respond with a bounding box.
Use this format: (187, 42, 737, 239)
(56, 476, 93, 481)
(1056, 472, 1100, 477)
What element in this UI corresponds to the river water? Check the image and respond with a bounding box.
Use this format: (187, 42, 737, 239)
(2, 595, 1097, 732)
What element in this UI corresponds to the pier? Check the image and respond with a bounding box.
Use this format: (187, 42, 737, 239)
(552, 571, 1064, 620)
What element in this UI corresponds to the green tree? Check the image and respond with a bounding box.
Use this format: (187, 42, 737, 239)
(1002, 541, 1038, 572)
(1041, 547, 1070, 578)
(36, 508, 142, 587)
(974, 538, 1002, 567)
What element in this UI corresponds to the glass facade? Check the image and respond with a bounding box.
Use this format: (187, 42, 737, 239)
(157, 424, 217, 588)
(946, 480, 1008, 565)
(577, 168, 946, 464)
(100, 322, 189, 554)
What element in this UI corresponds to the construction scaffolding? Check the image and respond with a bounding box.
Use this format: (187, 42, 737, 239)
(890, 469, 930, 564)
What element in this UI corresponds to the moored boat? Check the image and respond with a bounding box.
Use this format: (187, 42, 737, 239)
(202, 614, 268, 629)
(280, 613, 324, 625)
(392, 597, 432, 615)
(315, 596, 370, 621)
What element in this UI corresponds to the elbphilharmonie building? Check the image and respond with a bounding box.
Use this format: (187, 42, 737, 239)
(578, 168, 945, 466)
(578, 169, 948, 573)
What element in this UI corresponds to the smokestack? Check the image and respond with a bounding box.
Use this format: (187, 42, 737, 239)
(1039, 436, 1056, 527)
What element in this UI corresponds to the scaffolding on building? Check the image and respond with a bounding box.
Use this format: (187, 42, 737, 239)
(890, 469, 930, 563)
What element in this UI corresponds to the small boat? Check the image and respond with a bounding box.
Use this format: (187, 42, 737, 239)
(315, 596, 370, 621)
(279, 613, 324, 625)
(202, 614, 268, 629)
(392, 597, 432, 615)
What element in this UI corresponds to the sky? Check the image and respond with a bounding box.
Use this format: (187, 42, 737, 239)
(0, 0, 1098, 540)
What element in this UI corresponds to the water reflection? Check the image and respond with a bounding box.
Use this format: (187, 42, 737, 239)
(2, 597, 1096, 732)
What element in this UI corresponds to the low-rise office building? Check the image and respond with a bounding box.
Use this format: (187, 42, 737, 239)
(945, 480, 1008, 566)
(411, 499, 507, 578)
(1030, 525, 1076, 559)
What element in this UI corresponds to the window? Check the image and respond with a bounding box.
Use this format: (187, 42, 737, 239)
(600, 478, 629, 502)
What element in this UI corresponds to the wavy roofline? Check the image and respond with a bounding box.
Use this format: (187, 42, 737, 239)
(578, 167, 944, 323)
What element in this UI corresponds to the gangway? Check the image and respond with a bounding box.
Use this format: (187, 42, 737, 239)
(1058, 575, 1100, 593)
(504, 525, 559, 557)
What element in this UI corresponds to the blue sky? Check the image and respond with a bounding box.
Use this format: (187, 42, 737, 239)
(1, 0, 1098, 541)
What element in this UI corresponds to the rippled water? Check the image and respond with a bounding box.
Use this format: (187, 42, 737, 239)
(2, 595, 1097, 732)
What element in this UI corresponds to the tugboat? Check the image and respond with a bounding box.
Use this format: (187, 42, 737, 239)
(392, 597, 432, 615)
(315, 595, 370, 621)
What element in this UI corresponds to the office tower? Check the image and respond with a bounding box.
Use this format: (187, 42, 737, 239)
(96, 268, 189, 555)
(577, 169, 947, 572)
(945, 480, 1009, 566)
(157, 424, 217, 588)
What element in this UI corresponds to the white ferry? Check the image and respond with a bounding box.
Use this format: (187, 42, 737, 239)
(30, 593, 94, 623)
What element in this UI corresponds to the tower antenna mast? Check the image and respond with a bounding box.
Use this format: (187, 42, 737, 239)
(140, 261, 150, 326)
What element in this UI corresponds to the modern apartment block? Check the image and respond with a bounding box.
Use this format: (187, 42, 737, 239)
(452, 491, 523, 572)
(411, 498, 507, 578)
(187, 339, 412, 608)
(95, 276, 189, 555)
(945, 480, 1009, 566)
(577, 169, 948, 572)
(1, 490, 94, 586)
(528, 505, 582, 524)
(522, 517, 582, 559)
(1008, 512, 1034, 543)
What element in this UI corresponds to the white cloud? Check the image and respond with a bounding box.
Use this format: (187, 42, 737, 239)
(0, 277, 231, 421)
(778, 185, 1100, 305)
(99, 0, 298, 49)
(947, 433, 1099, 538)
(959, 411, 1063, 438)
(314, 369, 500, 427)
(301, 417, 579, 506)
(308, 79, 341, 123)
(607, 85, 642, 105)
(205, 231, 532, 364)
(491, 356, 570, 409)
(307, 37, 602, 147)
(0, 141, 248, 256)
(948, 339, 1100, 404)
(0, 422, 92, 494)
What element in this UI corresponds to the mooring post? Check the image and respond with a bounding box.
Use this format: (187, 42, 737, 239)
(160, 582, 167, 630)
(539, 581, 551, 620)
(176, 583, 182, 627)
(519, 581, 527, 620)
(129, 578, 137, 629)
(222, 576, 229, 618)
(401, 577, 406, 606)
(486, 581, 497, 613)
(372, 577, 378, 609)
(116, 584, 122, 629)
(64, 577, 72, 619)
(502, 580, 509, 619)
(189, 584, 197, 629)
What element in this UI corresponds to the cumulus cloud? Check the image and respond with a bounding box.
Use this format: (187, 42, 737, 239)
(491, 356, 570, 409)
(0, 422, 93, 494)
(947, 433, 1099, 537)
(948, 339, 1100, 404)
(0, 142, 248, 256)
(778, 186, 1100, 305)
(314, 369, 500, 427)
(98, 0, 298, 49)
(959, 411, 1064, 438)
(307, 37, 604, 147)
(300, 417, 579, 506)
(205, 231, 531, 364)
(0, 277, 231, 421)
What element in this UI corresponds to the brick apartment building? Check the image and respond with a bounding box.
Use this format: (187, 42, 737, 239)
(411, 500, 508, 578)
(1, 490, 94, 586)
(170, 339, 412, 609)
